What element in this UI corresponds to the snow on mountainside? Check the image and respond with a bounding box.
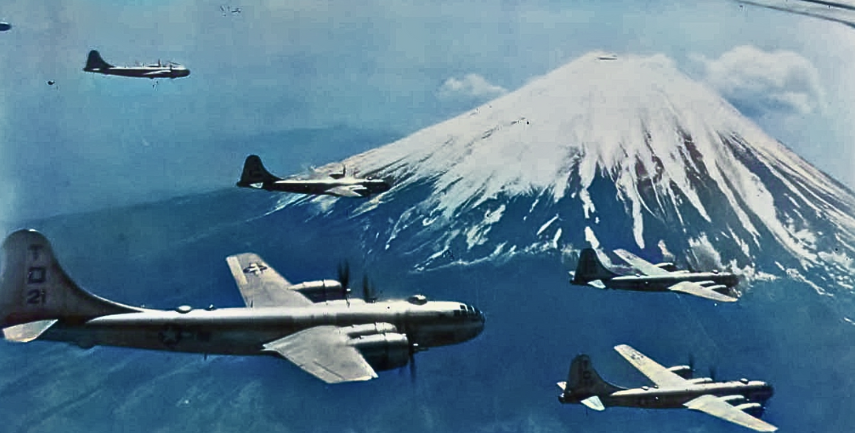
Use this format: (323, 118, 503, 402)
(281, 51, 855, 294)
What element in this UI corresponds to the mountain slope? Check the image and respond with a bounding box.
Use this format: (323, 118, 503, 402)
(278, 52, 855, 296)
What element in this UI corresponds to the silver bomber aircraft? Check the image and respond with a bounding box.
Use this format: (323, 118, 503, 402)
(0, 230, 484, 384)
(237, 155, 392, 198)
(83, 50, 190, 79)
(569, 248, 739, 302)
(557, 344, 777, 432)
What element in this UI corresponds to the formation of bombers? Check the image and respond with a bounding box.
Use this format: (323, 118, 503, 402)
(0, 27, 779, 431)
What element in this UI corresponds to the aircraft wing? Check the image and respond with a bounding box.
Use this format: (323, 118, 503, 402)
(262, 325, 378, 384)
(685, 394, 778, 432)
(738, 0, 855, 29)
(325, 185, 368, 198)
(225, 253, 313, 308)
(613, 249, 670, 276)
(614, 344, 688, 388)
(668, 281, 738, 303)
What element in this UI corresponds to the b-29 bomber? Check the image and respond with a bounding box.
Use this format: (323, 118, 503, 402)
(558, 344, 777, 432)
(83, 50, 190, 79)
(570, 248, 739, 302)
(237, 154, 391, 198)
(0, 230, 484, 384)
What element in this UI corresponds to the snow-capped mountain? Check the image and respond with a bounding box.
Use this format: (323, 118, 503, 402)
(279, 51, 855, 295)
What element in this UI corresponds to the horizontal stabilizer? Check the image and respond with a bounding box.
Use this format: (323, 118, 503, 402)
(556, 380, 566, 391)
(581, 395, 605, 411)
(588, 280, 606, 289)
(3, 319, 57, 342)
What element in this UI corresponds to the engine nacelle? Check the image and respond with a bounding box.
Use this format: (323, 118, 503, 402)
(733, 402, 764, 416)
(687, 377, 713, 385)
(720, 395, 746, 404)
(654, 262, 678, 272)
(343, 323, 399, 338)
(707, 284, 729, 294)
(667, 365, 693, 379)
(289, 280, 348, 302)
(348, 332, 410, 371)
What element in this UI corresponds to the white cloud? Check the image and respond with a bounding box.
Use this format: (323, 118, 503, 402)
(437, 73, 507, 99)
(692, 45, 825, 116)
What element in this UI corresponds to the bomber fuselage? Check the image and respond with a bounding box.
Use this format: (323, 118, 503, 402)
(561, 380, 773, 409)
(254, 178, 391, 196)
(39, 299, 484, 356)
(84, 65, 190, 79)
(602, 272, 738, 292)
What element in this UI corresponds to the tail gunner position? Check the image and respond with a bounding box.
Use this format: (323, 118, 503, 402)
(0, 230, 484, 384)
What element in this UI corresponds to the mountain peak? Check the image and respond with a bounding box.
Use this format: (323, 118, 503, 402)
(292, 52, 855, 291)
(341, 51, 760, 213)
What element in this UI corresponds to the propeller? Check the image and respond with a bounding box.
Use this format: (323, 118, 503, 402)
(407, 343, 426, 383)
(688, 353, 696, 374)
(336, 261, 350, 291)
(362, 274, 380, 303)
(709, 365, 718, 382)
(409, 344, 418, 383)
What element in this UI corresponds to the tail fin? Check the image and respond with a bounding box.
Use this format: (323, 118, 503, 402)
(236, 155, 281, 188)
(84, 50, 113, 71)
(560, 354, 623, 404)
(571, 249, 618, 285)
(0, 230, 137, 330)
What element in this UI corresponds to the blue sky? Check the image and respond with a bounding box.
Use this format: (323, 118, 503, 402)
(2, 0, 855, 220)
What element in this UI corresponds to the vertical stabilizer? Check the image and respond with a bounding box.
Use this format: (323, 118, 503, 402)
(559, 354, 623, 405)
(84, 50, 113, 71)
(0, 230, 137, 329)
(571, 249, 618, 285)
(236, 155, 282, 188)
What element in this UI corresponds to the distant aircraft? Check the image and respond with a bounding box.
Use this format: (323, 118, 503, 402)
(569, 248, 739, 302)
(0, 230, 484, 384)
(737, 0, 855, 29)
(237, 154, 392, 198)
(0, 22, 11, 31)
(83, 50, 190, 79)
(220, 5, 242, 15)
(557, 344, 777, 432)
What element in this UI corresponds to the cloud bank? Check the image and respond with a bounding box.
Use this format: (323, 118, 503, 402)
(438, 73, 507, 99)
(693, 45, 825, 116)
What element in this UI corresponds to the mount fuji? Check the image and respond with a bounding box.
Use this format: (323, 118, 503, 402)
(4, 51, 855, 433)
(280, 51, 855, 298)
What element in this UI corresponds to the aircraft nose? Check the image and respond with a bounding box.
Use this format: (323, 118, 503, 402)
(473, 308, 485, 335)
